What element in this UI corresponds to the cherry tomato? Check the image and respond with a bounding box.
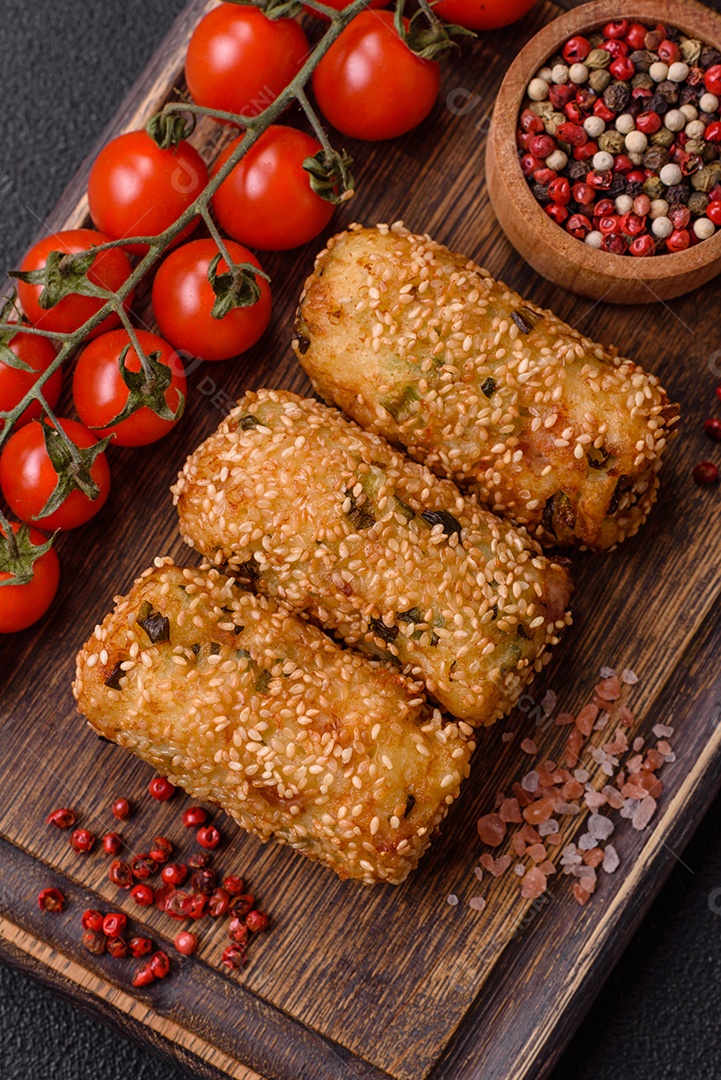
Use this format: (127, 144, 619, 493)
(0, 521, 60, 633)
(151, 239, 271, 362)
(312, 11, 440, 141)
(0, 332, 62, 429)
(432, 0, 537, 30)
(88, 131, 208, 256)
(0, 417, 111, 531)
(185, 5, 308, 118)
(73, 329, 186, 447)
(211, 126, 334, 251)
(16, 229, 134, 339)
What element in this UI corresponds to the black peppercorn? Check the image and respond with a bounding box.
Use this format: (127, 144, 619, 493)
(625, 180, 644, 198)
(656, 80, 679, 104)
(532, 183, 551, 205)
(700, 46, 721, 69)
(666, 183, 690, 205)
(603, 81, 631, 113)
(643, 146, 671, 172)
(568, 160, 592, 180)
(629, 49, 655, 73)
(665, 25, 681, 43)
(686, 68, 706, 88)
(609, 175, 626, 197)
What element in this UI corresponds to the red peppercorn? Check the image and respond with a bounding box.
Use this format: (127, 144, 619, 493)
(613, 154, 633, 173)
(658, 39, 681, 64)
(228, 894, 255, 918)
(190, 867, 217, 894)
(245, 910, 270, 934)
(563, 35, 590, 63)
(102, 912, 127, 937)
(187, 892, 209, 920)
(704, 419, 721, 441)
(601, 38, 629, 59)
(626, 170, 646, 186)
(594, 199, 615, 218)
(603, 19, 628, 38)
(631, 85, 652, 102)
(533, 167, 557, 185)
(520, 108, 544, 134)
(564, 102, 585, 125)
(666, 229, 690, 252)
(705, 122, 721, 144)
(221, 944, 246, 971)
(693, 461, 719, 485)
(166, 889, 192, 919)
(571, 183, 595, 205)
(708, 202, 721, 227)
(81, 909, 104, 932)
(153, 883, 174, 912)
(548, 83, 576, 110)
(599, 215, 620, 235)
(586, 170, 612, 190)
(635, 111, 662, 135)
(629, 235, 655, 257)
(520, 153, 541, 177)
(593, 100, 615, 121)
(131, 883, 155, 907)
(46, 807, 76, 830)
(208, 888, 231, 918)
(70, 828, 95, 854)
(187, 851, 211, 870)
(128, 936, 153, 958)
(131, 854, 158, 880)
(82, 929, 107, 955)
(148, 776, 175, 802)
(103, 832, 123, 856)
(668, 205, 691, 230)
(626, 235, 656, 258)
(132, 962, 155, 987)
(197, 825, 221, 850)
(106, 937, 128, 959)
(619, 212, 646, 237)
(566, 214, 593, 239)
(37, 887, 65, 913)
(149, 836, 173, 864)
(602, 233, 627, 254)
(529, 134, 556, 159)
(182, 807, 208, 828)
(517, 130, 534, 152)
(223, 875, 245, 896)
(556, 122, 587, 147)
(112, 798, 131, 820)
(705, 65, 721, 96)
(228, 918, 249, 946)
(545, 203, 568, 226)
(625, 22, 647, 50)
(609, 57, 635, 82)
(161, 863, 188, 887)
(108, 859, 133, 889)
(174, 931, 198, 956)
(150, 951, 171, 979)
(573, 141, 598, 162)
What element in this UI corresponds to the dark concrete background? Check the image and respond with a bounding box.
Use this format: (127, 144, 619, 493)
(1, 2, 721, 1078)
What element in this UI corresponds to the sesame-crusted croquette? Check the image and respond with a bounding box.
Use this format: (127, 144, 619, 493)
(292, 222, 680, 551)
(173, 390, 572, 726)
(73, 560, 475, 885)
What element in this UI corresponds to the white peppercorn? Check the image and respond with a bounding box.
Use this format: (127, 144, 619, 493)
(660, 163, 682, 186)
(649, 198, 670, 219)
(546, 149, 568, 171)
(584, 230, 603, 249)
(667, 61, 690, 83)
(614, 194, 634, 214)
(699, 92, 719, 114)
(685, 119, 706, 139)
(651, 216, 674, 239)
(625, 130, 648, 153)
(551, 64, 569, 85)
(693, 217, 715, 239)
(680, 104, 698, 122)
(528, 78, 549, 102)
(649, 61, 669, 82)
(583, 115, 605, 138)
(615, 113, 636, 135)
(664, 109, 686, 132)
(592, 150, 614, 171)
(569, 63, 589, 84)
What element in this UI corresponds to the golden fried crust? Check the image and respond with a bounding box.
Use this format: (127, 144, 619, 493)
(73, 560, 475, 886)
(292, 223, 680, 551)
(173, 390, 572, 726)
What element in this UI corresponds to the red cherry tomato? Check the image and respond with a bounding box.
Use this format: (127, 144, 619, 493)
(185, 5, 308, 118)
(0, 417, 111, 531)
(312, 11, 440, 141)
(0, 521, 60, 633)
(0, 332, 62, 429)
(212, 126, 334, 251)
(151, 239, 271, 362)
(73, 329, 187, 447)
(88, 131, 208, 255)
(16, 229, 134, 339)
(305, 0, 388, 16)
(432, 0, 537, 30)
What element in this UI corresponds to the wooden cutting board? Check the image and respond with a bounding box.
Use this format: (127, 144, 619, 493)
(3, 2, 721, 1078)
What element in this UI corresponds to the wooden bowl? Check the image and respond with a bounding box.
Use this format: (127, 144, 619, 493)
(486, 0, 721, 304)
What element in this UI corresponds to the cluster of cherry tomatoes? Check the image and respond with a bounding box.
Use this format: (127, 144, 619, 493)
(0, 0, 537, 632)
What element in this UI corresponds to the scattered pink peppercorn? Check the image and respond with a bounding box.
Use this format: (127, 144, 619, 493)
(128, 936, 153, 959)
(106, 937, 128, 959)
(148, 836, 173, 864)
(102, 912, 127, 938)
(148, 776, 175, 802)
(197, 825, 221, 850)
(111, 798, 131, 820)
(130, 883, 155, 907)
(223, 875, 245, 897)
(246, 910, 270, 934)
(150, 951, 171, 979)
(108, 859, 133, 889)
(161, 863, 188, 887)
(46, 808, 76, 830)
(706, 65, 721, 95)
(37, 887, 65, 913)
(81, 909, 104, 932)
(82, 929, 107, 956)
(221, 944, 246, 971)
(70, 828, 95, 854)
(693, 461, 719, 485)
(132, 962, 155, 987)
(103, 832, 123, 856)
(704, 418, 721, 441)
(174, 931, 198, 956)
(182, 807, 208, 828)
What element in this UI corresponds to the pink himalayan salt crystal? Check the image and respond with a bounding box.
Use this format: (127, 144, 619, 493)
(602, 845, 620, 873)
(527, 843, 548, 863)
(596, 676, 622, 701)
(521, 866, 547, 899)
(501, 731, 515, 743)
(631, 795, 657, 830)
(446, 894, 459, 906)
(468, 896, 486, 911)
(499, 797, 522, 823)
(521, 737, 538, 755)
(621, 669, 639, 685)
(555, 712, 576, 726)
(576, 703, 599, 736)
(653, 723, 674, 738)
(599, 666, 616, 679)
(477, 813, 506, 847)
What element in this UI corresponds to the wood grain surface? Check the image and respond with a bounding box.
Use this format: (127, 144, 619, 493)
(2, 2, 721, 1079)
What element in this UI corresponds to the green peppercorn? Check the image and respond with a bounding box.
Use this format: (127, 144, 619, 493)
(642, 176, 665, 201)
(599, 130, 625, 155)
(589, 69, 612, 92)
(632, 72, 654, 90)
(685, 138, 705, 156)
(544, 111, 567, 136)
(629, 50, 655, 73)
(703, 144, 721, 164)
(586, 47, 611, 70)
(530, 100, 554, 122)
(691, 167, 716, 192)
(688, 191, 709, 216)
(651, 128, 676, 149)
(681, 38, 702, 65)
